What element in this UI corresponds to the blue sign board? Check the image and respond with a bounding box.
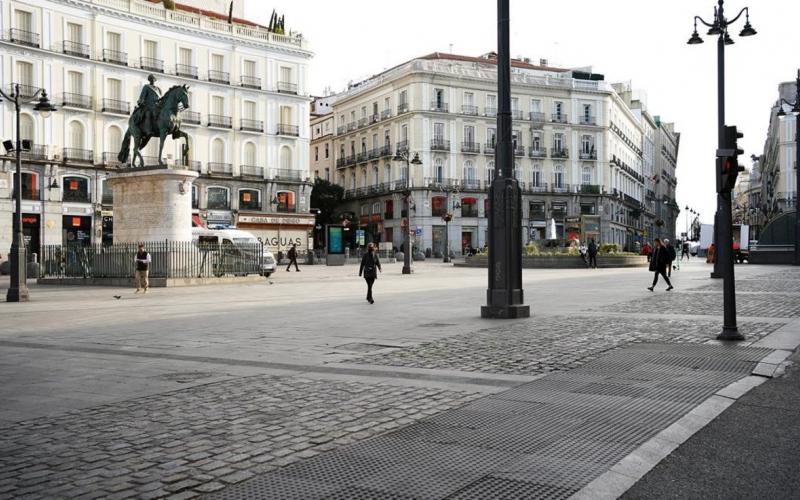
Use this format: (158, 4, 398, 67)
(327, 225, 344, 254)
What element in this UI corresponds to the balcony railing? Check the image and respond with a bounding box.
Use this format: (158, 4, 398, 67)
(347, 122, 357, 131)
(176, 64, 198, 79)
(461, 142, 481, 154)
(356, 151, 369, 163)
(277, 81, 298, 94)
(240, 75, 262, 89)
(62, 189, 91, 203)
(140, 57, 164, 73)
(397, 103, 410, 114)
(381, 109, 392, 120)
(102, 152, 122, 167)
(277, 124, 299, 136)
(18, 145, 48, 161)
(513, 146, 525, 157)
(358, 117, 368, 128)
(101, 98, 130, 115)
(511, 110, 523, 120)
(484, 143, 496, 155)
(551, 147, 569, 159)
(579, 115, 597, 126)
(180, 160, 202, 172)
(62, 40, 90, 58)
(552, 183, 571, 193)
(240, 165, 264, 178)
(530, 112, 546, 122)
(462, 105, 479, 116)
(181, 111, 201, 125)
(336, 125, 347, 135)
(429, 101, 449, 113)
(240, 118, 264, 132)
(460, 179, 484, 191)
(208, 70, 230, 84)
(208, 114, 232, 128)
(528, 148, 546, 158)
(62, 148, 94, 163)
(579, 184, 601, 194)
(485, 107, 497, 117)
(7, 28, 39, 48)
(431, 139, 450, 151)
(61, 93, 92, 110)
(272, 169, 304, 181)
(208, 162, 233, 175)
(7, 83, 40, 100)
(551, 113, 568, 124)
(239, 200, 262, 211)
(579, 150, 597, 160)
(396, 140, 409, 154)
(425, 177, 461, 189)
(102, 48, 128, 66)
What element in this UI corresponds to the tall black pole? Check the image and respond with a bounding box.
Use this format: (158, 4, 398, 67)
(402, 158, 412, 274)
(795, 70, 800, 266)
(711, 2, 725, 280)
(481, 0, 529, 319)
(7, 85, 29, 302)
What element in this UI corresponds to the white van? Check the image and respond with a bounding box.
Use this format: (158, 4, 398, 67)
(191, 228, 277, 277)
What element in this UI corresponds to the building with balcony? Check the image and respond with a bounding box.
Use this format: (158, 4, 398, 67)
(310, 96, 337, 182)
(325, 52, 674, 254)
(653, 118, 681, 242)
(759, 79, 798, 224)
(0, 0, 314, 259)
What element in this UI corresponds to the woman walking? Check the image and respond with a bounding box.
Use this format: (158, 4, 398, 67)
(648, 238, 673, 292)
(359, 243, 382, 304)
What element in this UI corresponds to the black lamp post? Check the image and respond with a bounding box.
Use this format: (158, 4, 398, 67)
(1, 85, 56, 302)
(775, 69, 800, 266)
(392, 150, 421, 274)
(481, 0, 529, 319)
(688, 0, 755, 340)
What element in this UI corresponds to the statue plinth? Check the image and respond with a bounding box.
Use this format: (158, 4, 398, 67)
(107, 169, 198, 243)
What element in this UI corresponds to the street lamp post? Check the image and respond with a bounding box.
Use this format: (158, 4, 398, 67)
(481, 0, 529, 319)
(775, 69, 800, 266)
(393, 151, 421, 274)
(1, 85, 56, 302)
(432, 181, 459, 263)
(688, 0, 755, 340)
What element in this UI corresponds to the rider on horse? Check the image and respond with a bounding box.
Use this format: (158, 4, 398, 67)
(136, 74, 162, 132)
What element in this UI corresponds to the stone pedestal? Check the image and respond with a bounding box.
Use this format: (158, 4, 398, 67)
(107, 169, 198, 243)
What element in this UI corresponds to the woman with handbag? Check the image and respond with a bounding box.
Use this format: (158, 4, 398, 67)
(648, 238, 673, 292)
(359, 243, 382, 304)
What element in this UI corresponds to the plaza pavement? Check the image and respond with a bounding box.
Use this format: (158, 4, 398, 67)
(0, 258, 797, 499)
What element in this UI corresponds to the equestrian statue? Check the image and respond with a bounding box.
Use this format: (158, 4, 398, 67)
(118, 74, 191, 168)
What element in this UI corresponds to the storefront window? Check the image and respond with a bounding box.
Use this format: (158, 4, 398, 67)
(431, 196, 447, 217)
(275, 191, 295, 213)
(239, 189, 261, 211)
(63, 176, 90, 203)
(207, 187, 230, 210)
(461, 197, 478, 218)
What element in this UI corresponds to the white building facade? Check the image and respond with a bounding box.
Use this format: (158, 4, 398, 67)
(328, 53, 658, 255)
(0, 0, 314, 261)
(761, 79, 798, 222)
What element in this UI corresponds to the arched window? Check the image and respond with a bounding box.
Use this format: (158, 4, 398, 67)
(581, 135, 593, 155)
(243, 142, 257, 166)
(19, 114, 34, 142)
(206, 186, 230, 210)
(275, 190, 296, 213)
(211, 138, 225, 163)
(107, 126, 122, 154)
(463, 160, 476, 181)
(238, 188, 260, 210)
(68, 121, 84, 149)
(531, 163, 542, 188)
(554, 164, 565, 190)
(434, 158, 444, 183)
(63, 175, 90, 203)
(280, 146, 292, 170)
(582, 166, 593, 185)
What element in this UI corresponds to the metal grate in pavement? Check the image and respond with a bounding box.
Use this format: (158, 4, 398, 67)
(210, 474, 338, 500)
(205, 343, 771, 500)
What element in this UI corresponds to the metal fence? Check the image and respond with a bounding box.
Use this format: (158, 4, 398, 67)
(40, 241, 266, 279)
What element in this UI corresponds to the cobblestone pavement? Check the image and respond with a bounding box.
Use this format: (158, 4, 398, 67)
(347, 317, 784, 376)
(603, 292, 800, 318)
(691, 279, 800, 293)
(0, 376, 478, 500)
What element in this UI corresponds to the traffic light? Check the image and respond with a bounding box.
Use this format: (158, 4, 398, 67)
(717, 125, 745, 193)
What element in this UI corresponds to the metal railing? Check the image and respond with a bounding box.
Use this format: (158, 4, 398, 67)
(208, 70, 230, 84)
(102, 48, 127, 65)
(18, 145, 48, 161)
(462, 104, 479, 115)
(397, 103, 410, 114)
(460, 179, 484, 191)
(579, 115, 597, 125)
(176, 64, 198, 79)
(485, 107, 497, 117)
(240, 118, 264, 132)
(208, 114, 232, 128)
(140, 57, 164, 73)
(552, 182, 571, 193)
(277, 81, 298, 94)
(528, 148, 546, 158)
(61, 92, 92, 109)
(461, 142, 481, 154)
(512, 109, 523, 120)
(579, 184, 601, 194)
(396, 140, 409, 154)
(429, 101, 449, 113)
(7, 83, 40, 100)
(40, 241, 266, 279)
(484, 143, 496, 155)
(101, 98, 130, 115)
(523, 182, 548, 194)
(551, 113, 568, 123)
(277, 124, 299, 136)
(358, 117, 368, 128)
(181, 111, 202, 125)
(62, 190, 91, 203)
(7, 28, 39, 48)
(102, 152, 122, 167)
(208, 162, 233, 175)
(240, 165, 264, 178)
(513, 146, 525, 157)
(63, 40, 90, 58)
(241, 75, 261, 89)
(238, 200, 262, 211)
(272, 169, 303, 181)
(530, 111, 546, 122)
(431, 139, 450, 151)
(62, 148, 94, 163)
(579, 150, 597, 160)
(551, 147, 569, 159)
(381, 109, 392, 120)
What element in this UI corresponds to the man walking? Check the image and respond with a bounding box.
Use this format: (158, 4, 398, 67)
(587, 239, 598, 269)
(286, 243, 300, 272)
(358, 243, 382, 304)
(648, 238, 673, 291)
(664, 238, 676, 277)
(134, 243, 151, 293)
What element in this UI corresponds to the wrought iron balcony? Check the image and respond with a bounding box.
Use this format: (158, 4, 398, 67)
(176, 64, 198, 79)
(484, 142, 496, 155)
(460, 179, 484, 191)
(180, 160, 202, 172)
(580, 184, 601, 194)
(358, 117, 368, 128)
(240, 75, 262, 89)
(277, 81, 298, 94)
(62, 148, 94, 163)
(429, 101, 449, 113)
(277, 124, 299, 136)
(272, 169, 303, 181)
(7, 83, 40, 100)
(181, 111, 201, 125)
(397, 103, 410, 114)
(511, 109, 523, 120)
(462, 105, 479, 116)
(528, 148, 546, 158)
(208, 162, 233, 175)
(208, 114, 232, 128)
(579, 115, 597, 126)
(431, 139, 450, 151)
(425, 177, 460, 189)
(62, 40, 90, 58)
(396, 140, 409, 154)
(61, 93, 92, 110)
(347, 122, 357, 131)
(530, 112, 546, 122)
(62, 189, 91, 203)
(381, 109, 392, 120)
(140, 57, 164, 73)
(356, 151, 369, 163)
(240, 119, 264, 132)
(336, 125, 347, 135)
(551, 147, 569, 159)
(7, 28, 39, 48)
(579, 150, 597, 160)
(18, 145, 48, 161)
(102, 49, 127, 66)
(551, 113, 568, 124)
(513, 146, 525, 157)
(208, 70, 229, 84)
(101, 98, 130, 115)
(485, 107, 497, 117)
(374, 145, 393, 158)
(240, 165, 264, 178)
(102, 152, 122, 167)
(551, 183, 571, 194)
(461, 142, 481, 154)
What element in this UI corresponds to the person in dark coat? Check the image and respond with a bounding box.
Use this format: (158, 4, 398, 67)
(648, 238, 673, 292)
(286, 243, 300, 272)
(664, 238, 676, 277)
(587, 239, 598, 269)
(359, 243, 382, 304)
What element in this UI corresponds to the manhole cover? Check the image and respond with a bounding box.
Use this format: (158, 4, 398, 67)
(418, 323, 457, 328)
(334, 343, 403, 353)
(155, 372, 218, 383)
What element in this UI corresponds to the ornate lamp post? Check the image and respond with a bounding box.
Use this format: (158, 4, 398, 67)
(775, 69, 800, 266)
(1, 85, 56, 302)
(687, 0, 755, 340)
(392, 150, 421, 274)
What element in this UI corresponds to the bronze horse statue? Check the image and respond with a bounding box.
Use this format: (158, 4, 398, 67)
(118, 84, 190, 168)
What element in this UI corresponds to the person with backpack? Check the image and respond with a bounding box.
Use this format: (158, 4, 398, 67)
(358, 243, 382, 304)
(286, 243, 300, 272)
(587, 239, 598, 269)
(648, 238, 673, 292)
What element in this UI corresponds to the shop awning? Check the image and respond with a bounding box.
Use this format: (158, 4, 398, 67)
(192, 215, 205, 228)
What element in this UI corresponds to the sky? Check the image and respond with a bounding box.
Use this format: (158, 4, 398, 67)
(246, 0, 800, 226)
